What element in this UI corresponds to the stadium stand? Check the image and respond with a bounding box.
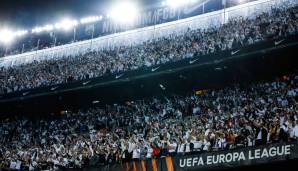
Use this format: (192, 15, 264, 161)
(0, 73, 297, 170)
(0, 0, 298, 95)
(1, 0, 298, 170)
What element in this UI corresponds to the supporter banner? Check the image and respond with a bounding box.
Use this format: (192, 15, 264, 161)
(98, 0, 221, 34)
(171, 142, 298, 171)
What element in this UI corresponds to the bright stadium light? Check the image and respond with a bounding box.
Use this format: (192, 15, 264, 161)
(0, 29, 15, 44)
(32, 27, 43, 33)
(15, 30, 28, 37)
(32, 24, 54, 33)
(80, 16, 102, 24)
(237, 0, 247, 4)
(164, 0, 198, 8)
(109, 1, 139, 23)
(165, 0, 185, 8)
(43, 24, 54, 31)
(55, 19, 78, 31)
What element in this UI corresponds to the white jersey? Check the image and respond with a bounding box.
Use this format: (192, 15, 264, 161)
(132, 148, 140, 159)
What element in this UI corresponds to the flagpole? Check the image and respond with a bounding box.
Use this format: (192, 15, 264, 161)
(153, 12, 157, 39)
(4, 46, 8, 56)
(223, 0, 226, 25)
(21, 44, 25, 53)
(73, 27, 76, 42)
(54, 37, 57, 47)
(90, 25, 95, 49)
(92, 25, 94, 39)
(36, 39, 40, 54)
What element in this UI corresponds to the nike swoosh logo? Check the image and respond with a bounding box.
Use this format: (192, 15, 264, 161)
(22, 91, 30, 96)
(183, 1, 205, 15)
(274, 39, 284, 46)
(189, 59, 199, 64)
(82, 81, 91, 85)
(151, 66, 161, 72)
(115, 74, 124, 79)
(50, 86, 59, 91)
(231, 50, 240, 55)
(92, 100, 100, 104)
(159, 84, 166, 90)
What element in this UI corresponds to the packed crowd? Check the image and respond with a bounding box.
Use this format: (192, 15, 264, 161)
(1, 4, 298, 94)
(1, 74, 297, 170)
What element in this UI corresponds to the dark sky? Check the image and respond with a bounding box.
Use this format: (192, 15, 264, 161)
(0, 0, 158, 29)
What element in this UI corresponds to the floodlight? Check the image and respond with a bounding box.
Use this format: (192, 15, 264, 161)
(237, 0, 247, 4)
(15, 30, 28, 37)
(166, 0, 185, 8)
(32, 24, 54, 33)
(0, 29, 15, 44)
(55, 19, 78, 30)
(44, 25, 54, 31)
(165, 0, 198, 8)
(109, 1, 139, 23)
(80, 16, 101, 24)
(32, 27, 43, 33)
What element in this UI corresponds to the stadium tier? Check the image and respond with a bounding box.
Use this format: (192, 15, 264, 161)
(0, 0, 298, 171)
(0, 73, 298, 170)
(0, 0, 298, 95)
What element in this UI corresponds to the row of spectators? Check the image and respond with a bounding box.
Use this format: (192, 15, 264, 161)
(1, 74, 297, 170)
(1, 4, 298, 94)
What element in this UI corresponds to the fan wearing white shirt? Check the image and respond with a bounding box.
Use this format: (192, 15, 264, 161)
(168, 139, 178, 156)
(15, 160, 22, 170)
(132, 146, 141, 160)
(192, 137, 203, 152)
(146, 146, 153, 159)
(217, 135, 227, 150)
(184, 140, 191, 154)
(203, 138, 211, 151)
(9, 160, 17, 170)
(177, 140, 185, 155)
(292, 120, 298, 140)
